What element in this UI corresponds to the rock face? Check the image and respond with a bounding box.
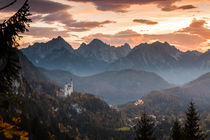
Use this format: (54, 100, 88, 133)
(22, 37, 210, 84)
(21, 36, 74, 64)
(21, 37, 131, 76)
(109, 42, 210, 84)
(21, 36, 91, 75)
(109, 41, 182, 71)
(77, 39, 131, 63)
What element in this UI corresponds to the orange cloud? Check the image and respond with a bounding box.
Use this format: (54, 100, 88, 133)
(142, 33, 205, 50)
(25, 27, 69, 38)
(1, 0, 70, 14)
(133, 19, 158, 25)
(178, 19, 210, 39)
(83, 19, 209, 51)
(42, 11, 116, 32)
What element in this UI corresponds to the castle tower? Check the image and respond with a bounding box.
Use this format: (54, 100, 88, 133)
(64, 79, 73, 96)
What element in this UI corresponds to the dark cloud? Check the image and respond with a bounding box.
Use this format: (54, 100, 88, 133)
(42, 11, 116, 32)
(1, 0, 115, 32)
(0, 0, 70, 14)
(160, 4, 196, 11)
(25, 27, 69, 38)
(68, 0, 196, 12)
(178, 5, 196, 10)
(133, 19, 158, 25)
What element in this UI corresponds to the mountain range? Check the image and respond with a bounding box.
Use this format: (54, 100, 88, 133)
(109, 41, 209, 84)
(3, 37, 210, 139)
(22, 37, 131, 76)
(21, 36, 210, 84)
(77, 39, 131, 63)
(19, 37, 210, 117)
(18, 50, 172, 104)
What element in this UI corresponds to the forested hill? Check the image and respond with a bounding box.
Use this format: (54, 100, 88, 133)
(1, 53, 132, 139)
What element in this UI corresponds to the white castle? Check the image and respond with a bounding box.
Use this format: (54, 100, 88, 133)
(56, 79, 74, 97)
(57, 79, 73, 97)
(64, 79, 73, 96)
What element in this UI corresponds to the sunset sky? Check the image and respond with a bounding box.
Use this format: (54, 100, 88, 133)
(0, 0, 210, 51)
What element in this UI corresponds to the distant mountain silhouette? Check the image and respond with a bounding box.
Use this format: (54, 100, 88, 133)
(21, 37, 131, 76)
(109, 41, 209, 84)
(109, 41, 181, 71)
(21, 37, 210, 84)
(119, 72, 210, 126)
(40, 68, 172, 104)
(77, 38, 131, 63)
(19, 51, 172, 104)
(146, 71, 210, 108)
(21, 37, 106, 75)
(121, 72, 210, 115)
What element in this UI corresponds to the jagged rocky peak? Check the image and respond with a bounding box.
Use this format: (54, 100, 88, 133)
(52, 36, 63, 41)
(49, 36, 72, 48)
(88, 38, 109, 47)
(116, 43, 131, 56)
(39, 36, 66, 46)
(131, 41, 180, 54)
(21, 36, 75, 67)
(184, 50, 202, 56)
(150, 41, 176, 49)
(89, 38, 105, 46)
(50, 36, 69, 45)
(151, 41, 163, 46)
(76, 39, 131, 63)
(80, 42, 87, 47)
(24, 36, 74, 53)
(119, 43, 131, 49)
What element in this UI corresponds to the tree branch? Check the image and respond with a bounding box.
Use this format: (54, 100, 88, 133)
(0, 0, 17, 10)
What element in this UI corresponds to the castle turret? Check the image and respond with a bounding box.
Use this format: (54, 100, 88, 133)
(64, 79, 73, 96)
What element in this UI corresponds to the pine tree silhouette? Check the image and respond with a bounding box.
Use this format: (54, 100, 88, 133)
(134, 111, 156, 140)
(0, 0, 31, 93)
(183, 101, 206, 140)
(171, 119, 182, 140)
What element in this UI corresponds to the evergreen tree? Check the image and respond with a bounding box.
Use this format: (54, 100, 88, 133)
(183, 101, 206, 140)
(134, 111, 156, 140)
(0, 1, 31, 139)
(0, 0, 31, 93)
(171, 119, 182, 140)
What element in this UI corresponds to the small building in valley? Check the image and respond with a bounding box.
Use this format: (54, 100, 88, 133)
(57, 79, 73, 97)
(64, 79, 73, 96)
